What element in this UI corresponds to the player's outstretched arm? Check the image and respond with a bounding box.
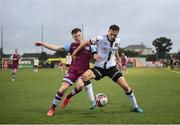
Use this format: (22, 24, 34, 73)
(115, 51, 123, 69)
(115, 50, 121, 62)
(34, 41, 64, 51)
(71, 40, 91, 58)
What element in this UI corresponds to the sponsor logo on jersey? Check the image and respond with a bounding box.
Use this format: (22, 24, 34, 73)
(85, 46, 90, 50)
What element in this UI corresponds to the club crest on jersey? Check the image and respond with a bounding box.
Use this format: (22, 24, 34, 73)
(85, 46, 90, 50)
(114, 43, 119, 47)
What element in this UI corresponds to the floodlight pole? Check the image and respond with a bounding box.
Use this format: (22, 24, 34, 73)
(41, 25, 44, 53)
(1, 26, 3, 70)
(81, 24, 84, 39)
(1, 26, 3, 56)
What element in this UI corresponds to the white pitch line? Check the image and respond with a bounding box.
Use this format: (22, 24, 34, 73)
(163, 68, 180, 74)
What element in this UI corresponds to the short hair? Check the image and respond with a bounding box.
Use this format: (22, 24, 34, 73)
(109, 24, 120, 31)
(71, 28, 81, 35)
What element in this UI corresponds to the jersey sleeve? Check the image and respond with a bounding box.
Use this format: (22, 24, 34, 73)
(90, 35, 103, 45)
(63, 43, 71, 52)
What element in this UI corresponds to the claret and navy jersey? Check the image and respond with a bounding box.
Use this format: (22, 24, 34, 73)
(63, 42, 96, 84)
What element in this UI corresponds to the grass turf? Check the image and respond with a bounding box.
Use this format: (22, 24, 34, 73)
(0, 68, 180, 124)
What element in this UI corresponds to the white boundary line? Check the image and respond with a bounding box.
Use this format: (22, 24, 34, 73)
(163, 68, 180, 74)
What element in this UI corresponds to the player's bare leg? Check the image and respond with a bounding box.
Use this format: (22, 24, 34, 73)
(82, 70, 96, 81)
(47, 81, 70, 116)
(117, 77, 143, 113)
(61, 79, 83, 109)
(62, 70, 96, 110)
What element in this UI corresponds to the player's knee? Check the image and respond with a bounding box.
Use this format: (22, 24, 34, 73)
(76, 85, 83, 90)
(59, 82, 70, 93)
(77, 82, 84, 89)
(82, 71, 91, 81)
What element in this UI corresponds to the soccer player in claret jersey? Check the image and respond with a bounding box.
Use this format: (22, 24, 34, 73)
(35, 28, 97, 117)
(10, 49, 21, 81)
(121, 52, 128, 74)
(66, 24, 143, 113)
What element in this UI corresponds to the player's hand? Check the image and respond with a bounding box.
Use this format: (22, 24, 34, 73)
(34, 42, 44, 46)
(71, 53, 76, 61)
(94, 54, 102, 62)
(117, 62, 124, 70)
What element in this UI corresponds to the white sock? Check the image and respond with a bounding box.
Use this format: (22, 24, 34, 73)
(126, 91, 139, 108)
(85, 83, 95, 103)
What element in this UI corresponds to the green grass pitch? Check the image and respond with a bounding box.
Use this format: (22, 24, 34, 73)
(0, 67, 180, 124)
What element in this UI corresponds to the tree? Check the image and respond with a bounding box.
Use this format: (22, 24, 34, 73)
(152, 37, 173, 59)
(118, 48, 139, 57)
(38, 52, 48, 63)
(53, 51, 68, 58)
(175, 51, 180, 60)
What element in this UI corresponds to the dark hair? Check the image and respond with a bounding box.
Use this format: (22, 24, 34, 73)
(109, 24, 120, 31)
(71, 28, 81, 35)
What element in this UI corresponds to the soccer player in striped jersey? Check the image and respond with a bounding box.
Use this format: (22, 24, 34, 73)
(66, 24, 143, 113)
(65, 52, 72, 74)
(35, 28, 97, 116)
(33, 57, 39, 72)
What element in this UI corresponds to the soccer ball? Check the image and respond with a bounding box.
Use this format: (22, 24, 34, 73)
(95, 93, 108, 107)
